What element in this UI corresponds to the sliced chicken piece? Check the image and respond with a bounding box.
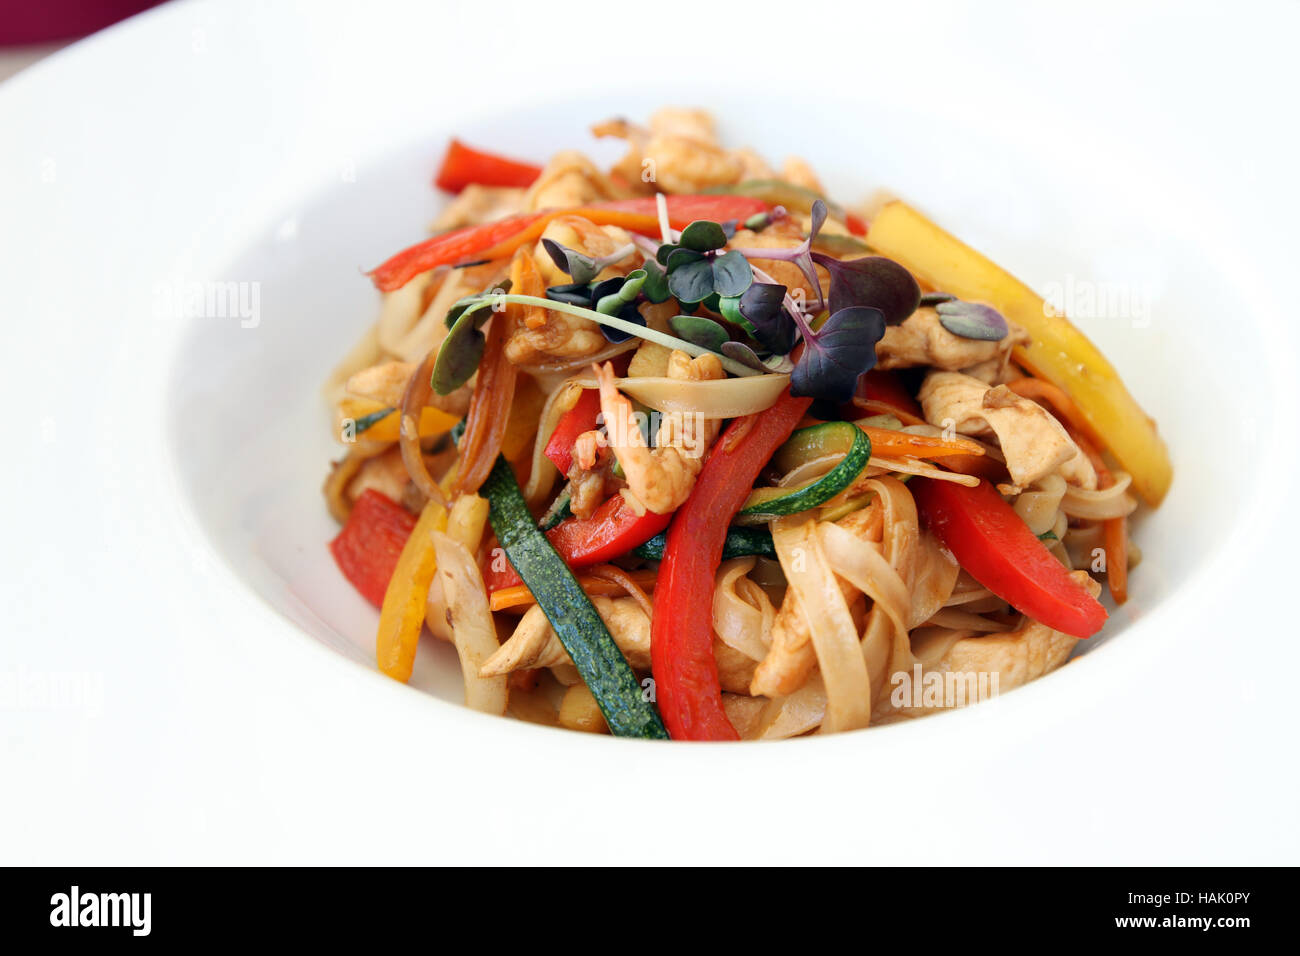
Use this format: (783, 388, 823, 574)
(885, 571, 1100, 718)
(344, 446, 411, 505)
(430, 184, 526, 232)
(523, 151, 616, 211)
(481, 597, 651, 677)
(876, 306, 1029, 372)
(919, 371, 1097, 489)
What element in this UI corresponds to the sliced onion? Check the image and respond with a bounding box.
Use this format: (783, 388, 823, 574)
(570, 372, 790, 417)
(398, 346, 448, 508)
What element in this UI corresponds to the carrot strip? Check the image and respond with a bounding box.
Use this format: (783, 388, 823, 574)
(489, 569, 659, 612)
(857, 425, 985, 460)
(852, 397, 928, 427)
(1056, 417, 1129, 605)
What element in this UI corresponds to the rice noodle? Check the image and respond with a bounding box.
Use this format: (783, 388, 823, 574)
(1014, 473, 1067, 536)
(769, 515, 870, 732)
(867, 457, 980, 486)
(712, 557, 776, 662)
(923, 608, 1007, 632)
(1061, 472, 1138, 521)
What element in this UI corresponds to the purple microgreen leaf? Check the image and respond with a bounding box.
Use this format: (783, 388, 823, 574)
(790, 306, 886, 402)
(808, 252, 920, 325)
(808, 198, 828, 243)
(711, 249, 753, 297)
(935, 300, 1009, 341)
(719, 282, 795, 354)
(670, 315, 729, 352)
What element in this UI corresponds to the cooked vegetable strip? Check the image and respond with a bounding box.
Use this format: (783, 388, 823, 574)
(454, 253, 529, 494)
(489, 569, 659, 612)
(543, 387, 601, 475)
(911, 477, 1107, 638)
(339, 399, 459, 442)
(330, 489, 418, 607)
(370, 195, 767, 292)
(856, 425, 985, 461)
(435, 139, 543, 193)
(738, 421, 872, 521)
(481, 457, 668, 739)
(1063, 425, 1129, 604)
(632, 526, 775, 562)
(484, 493, 672, 592)
(376, 499, 448, 681)
(651, 389, 812, 741)
(866, 200, 1172, 505)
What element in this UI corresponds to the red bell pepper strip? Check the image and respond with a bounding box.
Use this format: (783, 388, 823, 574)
(845, 212, 868, 237)
(651, 390, 813, 740)
(370, 195, 767, 292)
(434, 139, 543, 193)
(328, 489, 418, 607)
(485, 493, 672, 592)
(910, 477, 1108, 638)
(543, 387, 601, 476)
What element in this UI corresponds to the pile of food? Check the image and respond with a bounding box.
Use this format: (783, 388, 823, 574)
(322, 108, 1172, 740)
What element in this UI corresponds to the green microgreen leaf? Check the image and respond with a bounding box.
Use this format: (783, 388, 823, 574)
(711, 249, 753, 297)
(670, 314, 729, 352)
(678, 219, 729, 253)
(668, 257, 716, 304)
(640, 259, 671, 303)
(935, 300, 1009, 340)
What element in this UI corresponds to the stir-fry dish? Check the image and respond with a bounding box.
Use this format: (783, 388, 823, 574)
(322, 108, 1172, 740)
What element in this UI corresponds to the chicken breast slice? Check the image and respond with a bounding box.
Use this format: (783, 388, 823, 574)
(919, 371, 1097, 489)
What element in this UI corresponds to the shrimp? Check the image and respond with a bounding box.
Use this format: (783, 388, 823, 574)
(592, 350, 724, 514)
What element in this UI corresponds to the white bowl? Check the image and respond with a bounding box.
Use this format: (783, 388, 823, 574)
(3, 0, 1297, 864)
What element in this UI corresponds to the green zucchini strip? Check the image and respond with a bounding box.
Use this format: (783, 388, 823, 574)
(736, 422, 872, 522)
(481, 458, 668, 740)
(633, 526, 776, 563)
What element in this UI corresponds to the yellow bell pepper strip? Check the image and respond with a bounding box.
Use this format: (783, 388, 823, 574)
(376, 497, 448, 681)
(866, 200, 1172, 506)
(339, 398, 459, 443)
